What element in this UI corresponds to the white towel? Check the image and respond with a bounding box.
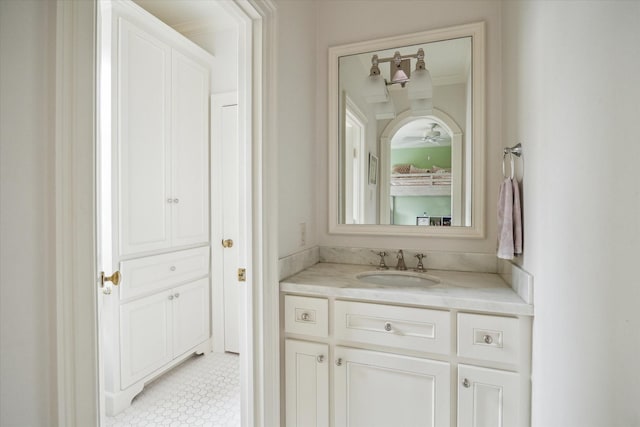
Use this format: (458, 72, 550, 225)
(497, 177, 523, 259)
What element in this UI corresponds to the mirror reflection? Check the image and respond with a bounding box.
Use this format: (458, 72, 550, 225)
(338, 36, 472, 227)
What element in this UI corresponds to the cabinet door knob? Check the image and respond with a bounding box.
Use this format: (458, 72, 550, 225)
(462, 378, 471, 388)
(222, 239, 234, 248)
(174, 293, 180, 298)
(167, 198, 173, 203)
(301, 312, 310, 321)
(316, 355, 324, 363)
(170, 266, 176, 272)
(384, 322, 392, 332)
(168, 295, 174, 300)
(335, 358, 343, 366)
(173, 198, 179, 204)
(483, 334, 493, 344)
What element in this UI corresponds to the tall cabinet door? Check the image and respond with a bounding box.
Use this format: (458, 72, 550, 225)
(172, 278, 210, 357)
(285, 340, 329, 427)
(334, 347, 450, 427)
(170, 51, 210, 247)
(118, 18, 172, 256)
(120, 291, 173, 388)
(458, 364, 520, 427)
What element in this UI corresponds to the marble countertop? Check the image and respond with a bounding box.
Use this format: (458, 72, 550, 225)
(280, 263, 533, 316)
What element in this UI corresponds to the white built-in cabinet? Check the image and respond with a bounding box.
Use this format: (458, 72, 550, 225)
(101, 0, 214, 416)
(283, 295, 531, 427)
(117, 10, 209, 257)
(120, 278, 209, 388)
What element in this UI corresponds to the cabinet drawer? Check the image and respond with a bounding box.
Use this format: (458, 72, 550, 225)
(120, 246, 210, 300)
(457, 313, 519, 364)
(284, 295, 329, 338)
(334, 301, 450, 354)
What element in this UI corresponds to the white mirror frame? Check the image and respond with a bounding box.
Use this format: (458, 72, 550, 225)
(328, 21, 485, 238)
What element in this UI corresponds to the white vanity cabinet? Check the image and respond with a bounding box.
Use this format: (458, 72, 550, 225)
(282, 293, 531, 427)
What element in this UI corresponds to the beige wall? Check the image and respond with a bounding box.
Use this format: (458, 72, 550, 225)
(276, 0, 319, 257)
(502, 2, 640, 425)
(0, 1, 58, 425)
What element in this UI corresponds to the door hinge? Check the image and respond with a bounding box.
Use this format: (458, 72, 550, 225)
(237, 268, 246, 282)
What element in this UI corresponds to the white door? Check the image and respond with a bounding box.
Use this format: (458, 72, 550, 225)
(118, 18, 172, 256)
(170, 50, 210, 248)
(172, 278, 210, 357)
(334, 347, 450, 427)
(458, 364, 520, 427)
(120, 291, 173, 388)
(285, 339, 329, 427)
(211, 93, 241, 354)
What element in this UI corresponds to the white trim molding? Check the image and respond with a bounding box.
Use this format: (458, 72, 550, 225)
(55, 0, 279, 426)
(55, 1, 100, 426)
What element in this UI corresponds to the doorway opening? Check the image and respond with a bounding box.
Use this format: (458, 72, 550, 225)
(97, 0, 251, 424)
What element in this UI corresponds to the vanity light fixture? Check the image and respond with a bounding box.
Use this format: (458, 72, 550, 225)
(364, 48, 433, 116)
(363, 54, 389, 103)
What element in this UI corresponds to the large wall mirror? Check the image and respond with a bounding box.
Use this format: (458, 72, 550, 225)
(328, 22, 485, 238)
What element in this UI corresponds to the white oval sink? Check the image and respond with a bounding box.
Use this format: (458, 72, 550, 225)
(356, 271, 440, 287)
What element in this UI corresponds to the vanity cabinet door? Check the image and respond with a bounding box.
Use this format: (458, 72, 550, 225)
(458, 364, 520, 427)
(285, 340, 329, 427)
(334, 347, 450, 427)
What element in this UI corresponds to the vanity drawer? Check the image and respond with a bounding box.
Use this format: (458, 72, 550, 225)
(284, 295, 329, 337)
(334, 301, 450, 354)
(457, 313, 519, 364)
(119, 246, 210, 300)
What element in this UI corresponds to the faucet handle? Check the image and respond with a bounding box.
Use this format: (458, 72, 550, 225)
(414, 253, 427, 272)
(373, 251, 388, 270)
(415, 253, 426, 261)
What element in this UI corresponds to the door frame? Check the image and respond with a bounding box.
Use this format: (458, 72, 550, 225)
(54, 0, 279, 426)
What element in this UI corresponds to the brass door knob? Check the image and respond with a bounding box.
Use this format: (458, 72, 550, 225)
(100, 271, 121, 287)
(222, 239, 234, 248)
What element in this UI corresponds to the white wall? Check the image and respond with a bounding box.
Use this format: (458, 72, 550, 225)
(315, 0, 503, 253)
(276, 0, 319, 257)
(0, 1, 57, 425)
(502, 2, 640, 425)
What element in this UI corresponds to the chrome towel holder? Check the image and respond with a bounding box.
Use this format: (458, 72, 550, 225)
(502, 143, 522, 179)
(504, 143, 522, 157)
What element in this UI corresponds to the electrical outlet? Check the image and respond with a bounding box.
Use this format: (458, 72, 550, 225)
(299, 222, 306, 247)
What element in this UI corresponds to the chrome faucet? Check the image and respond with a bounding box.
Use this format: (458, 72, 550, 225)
(414, 253, 427, 273)
(373, 251, 388, 270)
(396, 250, 407, 271)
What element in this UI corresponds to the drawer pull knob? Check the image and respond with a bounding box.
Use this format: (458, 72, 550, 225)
(301, 312, 310, 321)
(170, 266, 176, 272)
(317, 355, 324, 363)
(167, 198, 173, 203)
(462, 378, 471, 388)
(483, 334, 493, 344)
(384, 322, 392, 332)
(168, 295, 174, 300)
(335, 358, 343, 366)
(174, 293, 180, 298)
(173, 198, 179, 204)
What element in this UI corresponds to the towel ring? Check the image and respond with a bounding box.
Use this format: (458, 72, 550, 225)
(502, 152, 515, 180)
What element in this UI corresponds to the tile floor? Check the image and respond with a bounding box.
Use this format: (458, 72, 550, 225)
(105, 352, 240, 427)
